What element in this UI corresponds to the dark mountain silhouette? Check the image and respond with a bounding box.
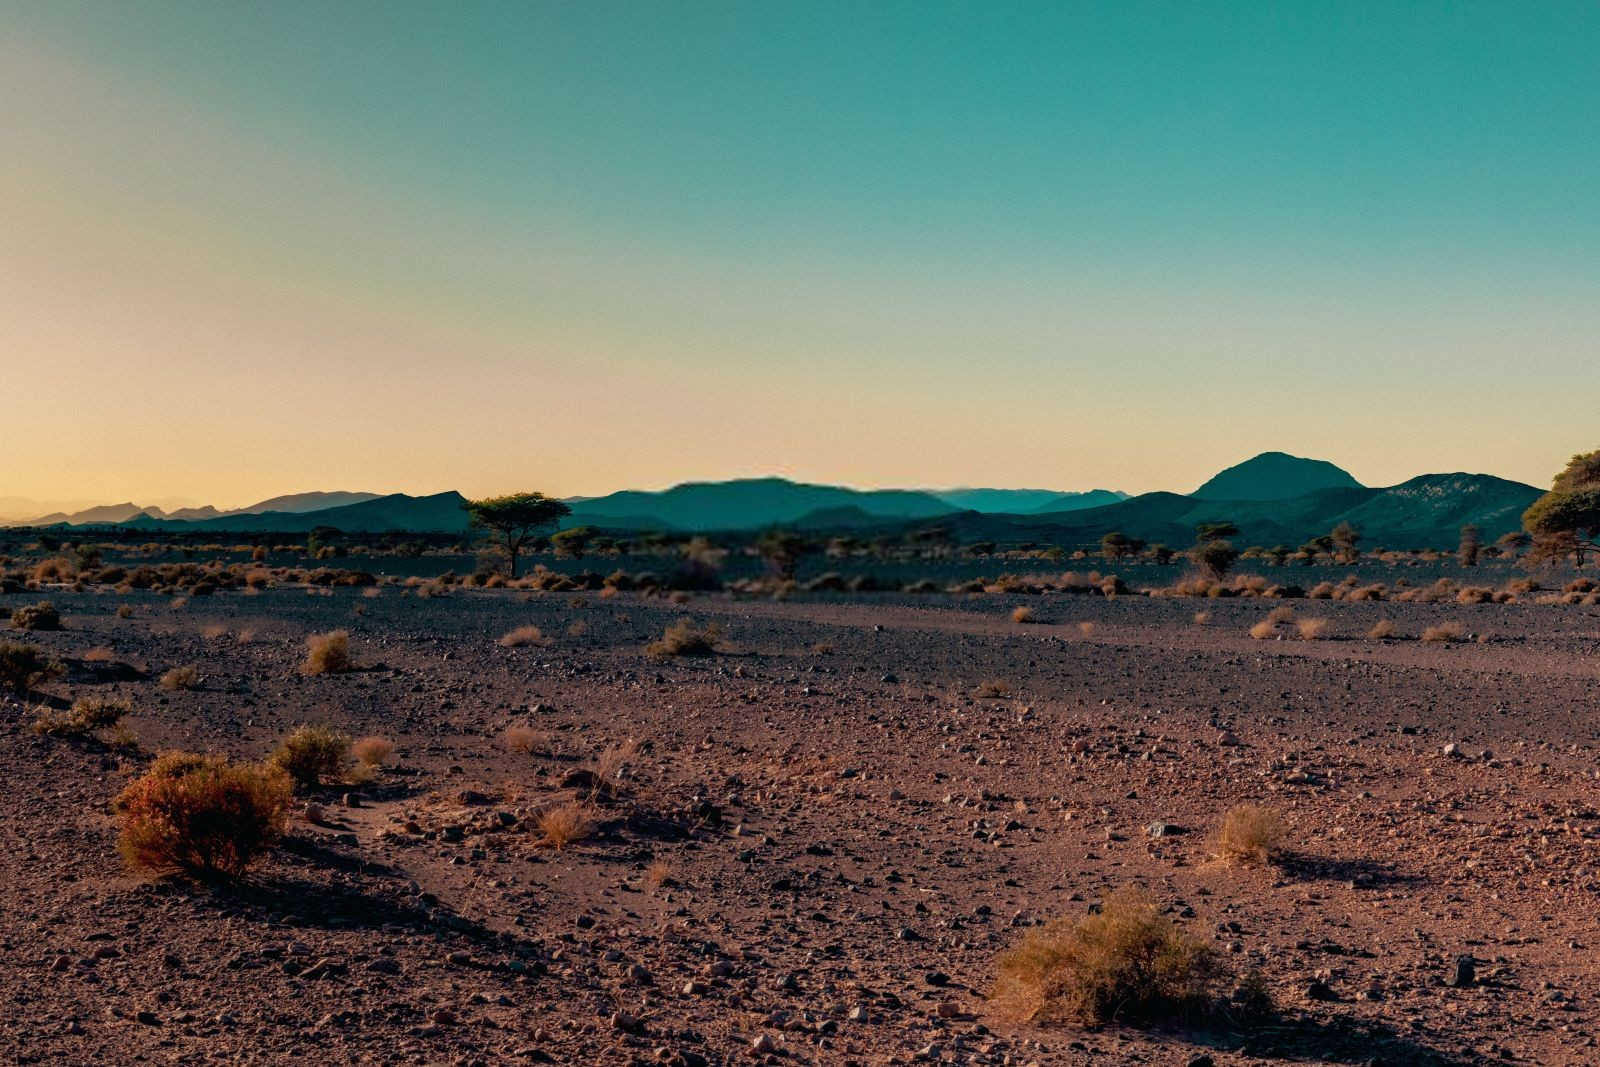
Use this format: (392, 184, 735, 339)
(118, 492, 470, 534)
(1193, 451, 1363, 500)
(10, 491, 382, 528)
(926, 488, 1126, 513)
(564, 478, 956, 531)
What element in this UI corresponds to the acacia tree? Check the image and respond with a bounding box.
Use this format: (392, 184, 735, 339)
(1330, 521, 1362, 564)
(1523, 449, 1600, 568)
(463, 492, 571, 578)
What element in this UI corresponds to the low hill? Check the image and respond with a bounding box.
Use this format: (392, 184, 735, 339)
(926, 488, 1126, 514)
(1193, 452, 1364, 500)
(118, 491, 471, 534)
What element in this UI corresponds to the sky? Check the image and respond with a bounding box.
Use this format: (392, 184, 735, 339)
(5, 2, 1597, 510)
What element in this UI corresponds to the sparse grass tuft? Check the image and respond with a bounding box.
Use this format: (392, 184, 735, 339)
(1367, 619, 1396, 640)
(502, 725, 546, 754)
(1216, 804, 1285, 866)
(537, 802, 593, 849)
(646, 618, 720, 658)
(498, 624, 546, 647)
(115, 752, 291, 880)
(1192, 611, 1211, 626)
(646, 859, 673, 888)
(1248, 620, 1278, 640)
(351, 735, 394, 767)
(992, 886, 1224, 1026)
(159, 665, 199, 691)
(1421, 621, 1466, 644)
(1011, 605, 1037, 624)
(1076, 621, 1096, 637)
(269, 725, 350, 788)
(301, 630, 352, 675)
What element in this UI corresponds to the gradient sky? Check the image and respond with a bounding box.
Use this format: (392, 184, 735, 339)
(5, 2, 1597, 509)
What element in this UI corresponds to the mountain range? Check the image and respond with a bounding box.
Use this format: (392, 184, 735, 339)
(2, 454, 1546, 548)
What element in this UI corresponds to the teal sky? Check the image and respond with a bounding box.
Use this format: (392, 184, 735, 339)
(6, 2, 1598, 506)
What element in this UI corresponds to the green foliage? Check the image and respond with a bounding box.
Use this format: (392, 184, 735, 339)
(1194, 522, 1238, 544)
(1523, 450, 1600, 566)
(1195, 539, 1240, 580)
(463, 492, 571, 578)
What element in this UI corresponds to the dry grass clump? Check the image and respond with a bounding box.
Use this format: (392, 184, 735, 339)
(502, 724, 547, 754)
(1367, 619, 1397, 640)
(1192, 611, 1211, 626)
(269, 725, 351, 788)
(82, 645, 114, 662)
(498, 624, 547, 648)
(646, 859, 673, 888)
(1248, 619, 1279, 640)
(646, 618, 720, 658)
(1011, 606, 1037, 624)
(591, 739, 639, 795)
(159, 665, 200, 691)
(1421, 621, 1466, 644)
(1216, 804, 1285, 866)
(0, 641, 62, 694)
(301, 629, 352, 675)
(536, 801, 593, 849)
(11, 601, 61, 631)
(115, 752, 291, 880)
(1295, 618, 1330, 640)
(33, 695, 131, 739)
(351, 735, 395, 767)
(1076, 621, 1096, 636)
(992, 887, 1223, 1026)
(975, 678, 1013, 699)
(116, 604, 134, 619)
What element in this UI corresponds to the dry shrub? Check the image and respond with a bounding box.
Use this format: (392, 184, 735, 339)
(301, 630, 351, 675)
(269, 724, 350, 788)
(537, 802, 593, 849)
(33, 695, 130, 739)
(116, 604, 134, 619)
(646, 860, 673, 888)
(351, 736, 394, 767)
(1076, 621, 1096, 637)
(30, 557, 76, 583)
(498, 625, 546, 648)
(1011, 606, 1037, 624)
(502, 725, 545, 754)
(1295, 618, 1330, 640)
(1267, 605, 1295, 624)
(82, 646, 114, 662)
(1248, 620, 1278, 641)
(591, 739, 639, 795)
(646, 619, 720, 658)
(1422, 621, 1466, 644)
(0, 642, 62, 694)
(345, 761, 378, 785)
(1367, 619, 1396, 640)
(1192, 611, 1211, 626)
(115, 752, 291, 880)
(159, 665, 199, 691)
(201, 624, 229, 640)
(975, 678, 1013, 699)
(992, 887, 1223, 1026)
(1216, 804, 1285, 866)
(11, 601, 61, 631)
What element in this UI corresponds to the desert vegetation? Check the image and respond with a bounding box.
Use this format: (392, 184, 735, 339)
(115, 752, 291, 880)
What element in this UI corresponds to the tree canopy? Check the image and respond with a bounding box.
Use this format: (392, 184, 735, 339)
(463, 492, 571, 578)
(1523, 450, 1600, 567)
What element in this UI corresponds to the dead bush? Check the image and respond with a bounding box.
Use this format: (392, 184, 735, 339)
(115, 752, 291, 880)
(33, 695, 130, 739)
(1295, 618, 1330, 640)
(498, 625, 546, 647)
(11, 601, 61, 631)
(502, 725, 546, 754)
(269, 724, 351, 788)
(646, 618, 720, 658)
(992, 886, 1225, 1026)
(0, 641, 62, 694)
(1367, 619, 1396, 640)
(351, 736, 394, 767)
(1248, 619, 1279, 640)
(1216, 804, 1285, 866)
(975, 678, 1013, 699)
(1011, 606, 1037, 624)
(159, 665, 200, 691)
(1422, 621, 1466, 644)
(537, 802, 593, 849)
(301, 630, 352, 675)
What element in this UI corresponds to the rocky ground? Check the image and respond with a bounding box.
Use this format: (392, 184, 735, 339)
(3, 580, 1599, 1065)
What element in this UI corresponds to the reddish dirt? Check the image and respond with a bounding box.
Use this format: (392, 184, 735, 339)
(3, 583, 1599, 1065)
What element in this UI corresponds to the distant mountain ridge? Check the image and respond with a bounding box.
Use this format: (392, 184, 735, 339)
(2, 456, 1546, 547)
